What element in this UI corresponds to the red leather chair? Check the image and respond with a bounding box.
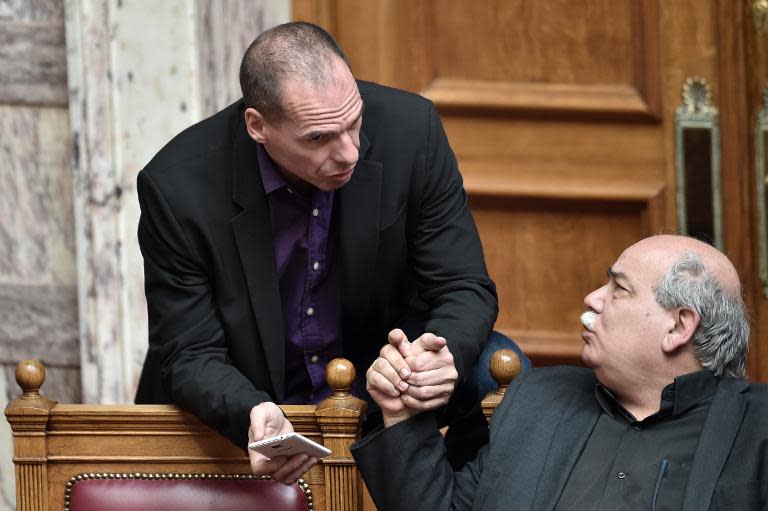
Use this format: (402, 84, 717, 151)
(65, 473, 312, 511)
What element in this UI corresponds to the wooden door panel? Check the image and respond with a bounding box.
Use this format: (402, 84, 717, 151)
(294, 0, 763, 373)
(294, 0, 668, 365)
(473, 198, 651, 362)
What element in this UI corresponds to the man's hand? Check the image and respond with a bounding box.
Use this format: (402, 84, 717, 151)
(366, 329, 458, 427)
(247, 402, 318, 484)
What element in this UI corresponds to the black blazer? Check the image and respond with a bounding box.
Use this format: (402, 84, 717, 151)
(134, 81, 498, 449)
(352, 366, 768, 510)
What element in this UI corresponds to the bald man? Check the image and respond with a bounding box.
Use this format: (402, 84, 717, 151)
(352, 235, 768, 511)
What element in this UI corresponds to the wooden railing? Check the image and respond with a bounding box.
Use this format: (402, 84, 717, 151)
(5, 351, 520, 511)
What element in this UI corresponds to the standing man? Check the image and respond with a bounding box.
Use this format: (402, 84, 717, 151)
(134, 22, 498, 483)
(355, 235, 767, 510)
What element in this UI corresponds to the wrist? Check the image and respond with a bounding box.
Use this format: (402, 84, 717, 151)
(382, 410, 415, 428)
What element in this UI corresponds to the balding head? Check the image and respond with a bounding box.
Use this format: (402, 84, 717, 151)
(631, 235, 741, 295)
(239, 22, 351, 121)
(633, 235, 749, 378)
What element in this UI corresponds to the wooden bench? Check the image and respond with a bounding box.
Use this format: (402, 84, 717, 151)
(5, 350, 521, 511)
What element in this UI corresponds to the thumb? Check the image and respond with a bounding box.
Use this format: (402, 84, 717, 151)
(388, 328, 412, 357)
(418, 334, 447, 352)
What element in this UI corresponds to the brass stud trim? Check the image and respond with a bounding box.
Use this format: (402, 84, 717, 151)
(64, 472, 313, 511)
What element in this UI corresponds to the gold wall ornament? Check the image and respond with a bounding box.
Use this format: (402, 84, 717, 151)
(675, 77, 723, 249)
(756, 86, 768, 295)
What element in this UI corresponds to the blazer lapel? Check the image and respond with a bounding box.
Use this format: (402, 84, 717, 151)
(529, 396, 602, 511)
(338, 130, 382, 328)
(230, 121, 286, 401)
(681, 378, 749, 511)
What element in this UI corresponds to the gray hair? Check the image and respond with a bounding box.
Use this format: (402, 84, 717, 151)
(654, 252, 749, 378)
(239, 21, 350, 120)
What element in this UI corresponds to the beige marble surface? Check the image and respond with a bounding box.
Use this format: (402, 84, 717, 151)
(0, 4, 77, 504)
(197, 0, 290, 117)
(0, 1, 67, 105)
(67, 0, 290, 406)
(1, 2, 289, 508)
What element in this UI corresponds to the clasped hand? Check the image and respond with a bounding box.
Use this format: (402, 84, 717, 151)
(366, 328, 458, 427)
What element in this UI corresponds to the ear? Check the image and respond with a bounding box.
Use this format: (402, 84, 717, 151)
(661, 307, 700, 354)
(244, 107, 267, 144)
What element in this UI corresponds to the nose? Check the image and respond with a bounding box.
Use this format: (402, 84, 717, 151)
(333, 130, 360, 166)
(584, 283, 607, 313)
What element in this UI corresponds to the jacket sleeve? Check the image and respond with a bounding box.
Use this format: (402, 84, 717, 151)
(136, 169, 271, 448)
(351, 413, 483, 511)
(407, 102, 498, 381)
(351, 368, 530, 510)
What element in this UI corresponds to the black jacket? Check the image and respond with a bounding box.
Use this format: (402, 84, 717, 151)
(353, 366, 768, 510)
(134, 81, 498, 449)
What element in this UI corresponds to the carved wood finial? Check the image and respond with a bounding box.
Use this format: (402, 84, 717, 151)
(482, 349, 523, 424)
(325, 358, 355, 397)
(16, 359, 46, 399)
(489, 349, 522, 392)
(317, 358, 366, 416)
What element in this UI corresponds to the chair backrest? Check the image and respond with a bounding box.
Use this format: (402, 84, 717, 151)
(66, 473, 311, 511)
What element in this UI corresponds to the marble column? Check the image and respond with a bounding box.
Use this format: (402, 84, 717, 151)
(65, 0, 289, 404)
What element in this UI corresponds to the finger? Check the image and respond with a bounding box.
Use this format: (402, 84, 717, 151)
(400, 392, 452, 411)
(277, 455, 317, 486)
(371, 355, 409, 392)
(379, 343, 412, 381)
(387, 329, 413, 359)
(405, 349, 454, 373)
(367, 382, 408, 416)
(405, 366, 458, 387)
(272, 453, 310, 484)
(404, 382, 455, 401)
(414, 333, 447, 352)
(367, 364, 403, 397)
(249, 453, 283, 475)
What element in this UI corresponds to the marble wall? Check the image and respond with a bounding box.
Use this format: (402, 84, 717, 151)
(0, 2, 79, 509)
(0, 1, 289, 509)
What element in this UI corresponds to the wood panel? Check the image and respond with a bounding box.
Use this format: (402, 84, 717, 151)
(294, 0, 764, 375)
(295, 0, 667, 365)
(5, 360, 368, 511)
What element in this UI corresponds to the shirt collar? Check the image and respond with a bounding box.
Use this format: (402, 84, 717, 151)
(256, 143, 287, 195)
(595, 369, 719, 423)
(668, 369, 720, 415)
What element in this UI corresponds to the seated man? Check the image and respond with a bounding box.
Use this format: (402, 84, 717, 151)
(353, 234, 767, 510)
(134, 21, 508, 483)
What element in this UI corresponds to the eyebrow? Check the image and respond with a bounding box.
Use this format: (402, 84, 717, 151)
(607, 267, 633, 290)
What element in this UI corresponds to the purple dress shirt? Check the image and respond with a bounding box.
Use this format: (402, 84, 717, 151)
(257, 145, 344, 404)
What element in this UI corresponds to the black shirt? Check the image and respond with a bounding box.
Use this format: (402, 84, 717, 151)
(554, 370, 720, 511)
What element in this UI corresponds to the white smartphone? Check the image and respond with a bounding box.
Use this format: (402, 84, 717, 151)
(248, 432, 332, 459)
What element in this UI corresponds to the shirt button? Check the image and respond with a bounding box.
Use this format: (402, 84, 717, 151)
(287, 187, 294, 194)
(634, 425, 641, 431)
(617, 472, 627, 479)
(312, 208, 319, 217)
(310, 355, 319, 363)
(306, 307, 314, 316)
(312, 261, 319, 271)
